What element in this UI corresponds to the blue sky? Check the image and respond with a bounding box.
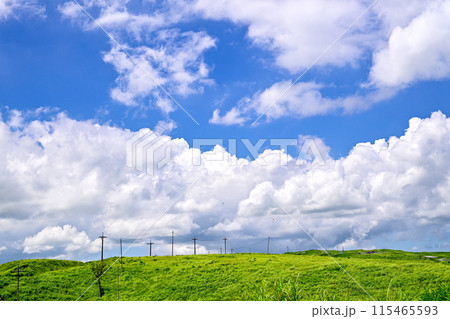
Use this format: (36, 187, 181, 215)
(1, 0, 450, 262)
(2, 1, 450, 158)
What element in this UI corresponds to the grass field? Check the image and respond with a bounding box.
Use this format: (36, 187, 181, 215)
(0, 250, 449, 301)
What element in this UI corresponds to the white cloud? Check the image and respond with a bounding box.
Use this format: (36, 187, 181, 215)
(193, 0, 372, 72)
(103, 30, 215, 110)
(371, 0, 431, 33)
(0, 245, 6, 254)
(0, 0, 45, 21)
(209, 108, 246, 126)
(59, 0, 189, 35)
(55, 0, 450, 124)
(23, 225, 92, 254)
(154, 119, 177, 134)
(192, 0, 447, 84)
(56, 0, 450, 122)
(241, 81, 337, 119)
(370, 0, 450, 87)
(213, 80, 395, 123)
(1, 108, 449, 256)
(60, 1, 215, 114)
(197, 0, 447, 123)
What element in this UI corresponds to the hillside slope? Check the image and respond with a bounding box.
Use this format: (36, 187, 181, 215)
(0, 250, 449, 301)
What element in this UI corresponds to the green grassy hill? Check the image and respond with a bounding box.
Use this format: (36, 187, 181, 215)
(0, 250, 449, 301)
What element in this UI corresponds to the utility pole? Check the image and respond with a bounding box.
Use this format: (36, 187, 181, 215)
(117, 266, 120, 301)
(16, 267, 20, 301)
(220, 247, 222, 254)
(99, 232, 107, 263)
(11, 267, 24, 301)
(146, 240, 154, 256)
(231, 248, 233, 254)
(120, 238, 123, 266)
(287, 246, 289, 253)
(172, 230, 174, 256)
(223, 237, 227, 254)
(267, 237, 270, 254)
(192, 237, 197, 255)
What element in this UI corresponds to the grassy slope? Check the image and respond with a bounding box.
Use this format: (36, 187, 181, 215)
(0, 250, 449, 301)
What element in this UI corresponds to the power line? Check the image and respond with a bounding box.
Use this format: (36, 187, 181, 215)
(232, 238, 267, 251)
(199, 239, 220, 243)
(111, 231, 174, 243)
(140, 231, 174, 240)
(109, 233, 294, 261)
(175, 234, 192, 243)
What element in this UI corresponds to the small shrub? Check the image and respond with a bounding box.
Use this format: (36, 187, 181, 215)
(90, 262, 107, 298)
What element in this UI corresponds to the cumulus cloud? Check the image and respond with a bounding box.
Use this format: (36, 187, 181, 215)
(0, 0, 45, 21)
(370, 0, 450, 87)
(23, 225, 93, 254)
(0, 108, 449, 258)
(193, 0, 373, 72)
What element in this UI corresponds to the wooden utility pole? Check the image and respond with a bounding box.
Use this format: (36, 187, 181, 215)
(220, 247, 222, 254)
(172, 230, 174, 256)
(99, 232, 107, 263)
(231, 248, 233, 254)
(16, 267, 19, 301)
(120, 238, 123, 266)
(117, 266, 120, 301)
(146, 240, 154, 256)
(11, 267, 24, 301)
(223, 237, 227, 254)
(192, 237, 197, 255)
(267, 237, 270, 254)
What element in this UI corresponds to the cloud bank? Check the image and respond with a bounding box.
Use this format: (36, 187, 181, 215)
(0, 108, 448, 260)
